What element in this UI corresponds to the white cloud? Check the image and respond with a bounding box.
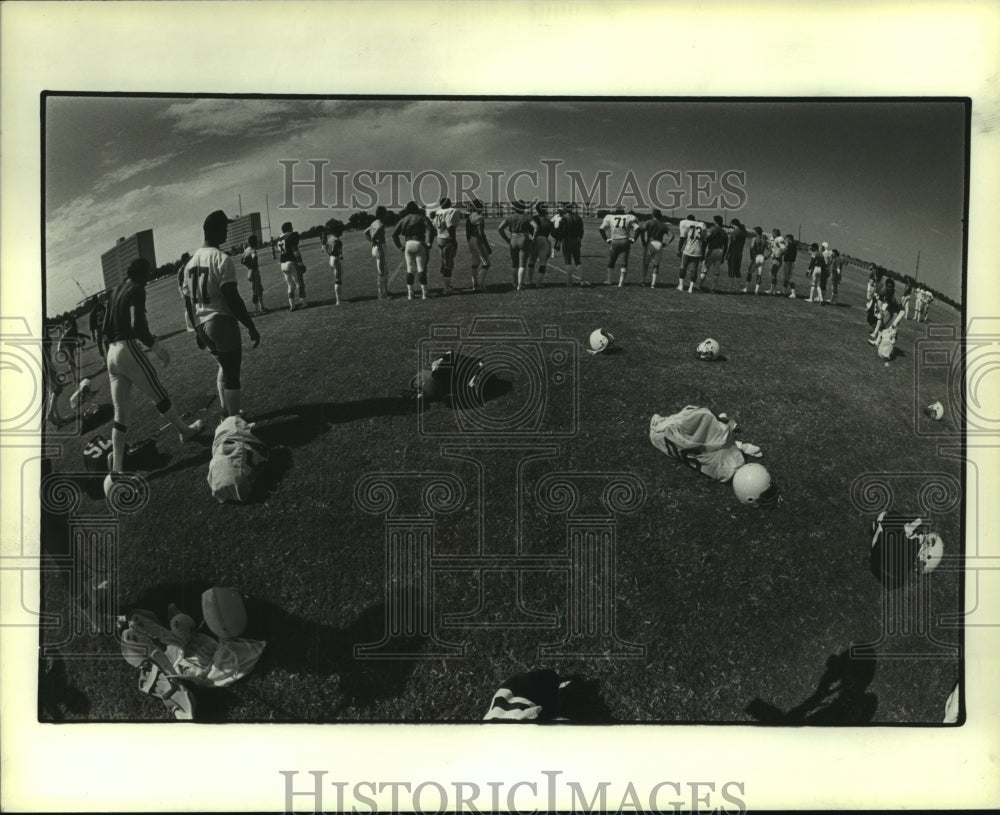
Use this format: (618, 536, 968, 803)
(95, 152, 178, 192)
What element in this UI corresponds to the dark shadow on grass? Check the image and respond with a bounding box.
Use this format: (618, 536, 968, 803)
(81, 402, 114, 434)
(251, 399, 417, 446)
(38, 655, 92, 721)
(744, 649, 878, 725)
(243, 446, 293, 504)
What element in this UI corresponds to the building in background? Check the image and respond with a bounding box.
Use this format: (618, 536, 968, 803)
(221, 212, 263, 254)
(100, 229, 156, 291)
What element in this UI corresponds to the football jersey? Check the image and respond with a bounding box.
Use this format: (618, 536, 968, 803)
(705, 224, 728, 251)
(600, 212, 638, 241)
(533, 214, 554, 238)
(325, 235, 343, 259)
(103, 278, 155, 346)
(277, 231, 302, 264)
(433, 207, 459, 238)
(643, 219, 671, 243)
(649, 406, 745, 482)
(681, 222, 706, 257)
(364, 219, 386, 244)
(183, 245, 238, 322)
(729, 224, 748, 254)
(394, 212, 432, 243)
(556, 212, 584, 241)
(769, 235, 787, 260)
(504, 212, 535, 235)
(241, 246, 258, 273)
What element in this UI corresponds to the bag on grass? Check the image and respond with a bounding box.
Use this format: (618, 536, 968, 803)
(207, 415, 269, 503)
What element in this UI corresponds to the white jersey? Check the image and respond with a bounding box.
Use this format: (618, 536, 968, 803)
(600, 212, 638, 241)
(182, 245, 237, 323)
(649, 406, 745, 482)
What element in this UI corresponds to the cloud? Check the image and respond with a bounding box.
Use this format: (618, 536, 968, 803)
(158, 99, 307, 138)
(95, 152, 178, 192)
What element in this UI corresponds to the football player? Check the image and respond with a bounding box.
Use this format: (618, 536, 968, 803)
(725, 219, 747, 293)
(767, 229, 787, 295)
(527, 202, 554, 287)
(392, 201, 435, 300)
(277, 220, 307, 310)
(677, 216, 706, 293)
(241, 235, 266, 315)
(432, 196, 460, 295)
(497, 200, 537, 291)
(640, 209, 674, 288)
(464, 198, 491, 291)
(553, 202, 585, 286)
(183, 210, 260, 420)
(743, 227, 767, 294)
(699, 215, 729, 292)
(104, 256, 205, 493)
(598, 206, 638, 286)
(324, 219, 345, 306)
(363, 206, 390, 300)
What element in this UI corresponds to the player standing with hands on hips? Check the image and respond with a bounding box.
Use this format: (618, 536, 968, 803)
(599, 206, 638, 287)
(183, 209, 260, 421)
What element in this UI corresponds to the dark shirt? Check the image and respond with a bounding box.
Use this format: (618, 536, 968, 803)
(533, 215, 554, 238)
(555, 212, 584, 242)
(103, 278, 155, 347)
(393, 212, 433, 245)
(278, 231, 302, 264)
(643, 219, 671, 243)
(728, 225, 747, 256)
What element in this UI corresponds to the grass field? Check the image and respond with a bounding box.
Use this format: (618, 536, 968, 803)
(39, 218, 962, 723)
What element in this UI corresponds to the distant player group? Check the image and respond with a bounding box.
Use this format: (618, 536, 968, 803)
(239, 199, 851, 307)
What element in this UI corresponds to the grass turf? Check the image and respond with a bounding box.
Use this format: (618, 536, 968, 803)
(39, 220, 962, 723)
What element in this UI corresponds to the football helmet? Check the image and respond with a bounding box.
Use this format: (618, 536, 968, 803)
(732, 462, 780, 505)
(588, 328, 615, 354)
(696, 338, 720, 360)
(924, 401, 945, 421)
(916, 532, 944, 574)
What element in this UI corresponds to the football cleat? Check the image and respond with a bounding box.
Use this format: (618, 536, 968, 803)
(924, 401, 945, 421)
(696, 338, 721, 360)
(588, 328, 615, 354)
(732, 463, 780, 505)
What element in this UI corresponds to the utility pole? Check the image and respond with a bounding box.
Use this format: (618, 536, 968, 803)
(914, 250, 920, 281)
(238, 194, 243, 218)
(265, 193, 273, 241)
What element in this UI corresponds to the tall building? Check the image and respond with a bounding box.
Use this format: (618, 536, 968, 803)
(221, 212, 263, 254)
(100, 229, 156, 291)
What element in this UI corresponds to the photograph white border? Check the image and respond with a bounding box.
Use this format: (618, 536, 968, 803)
(3, 2, 999, 811)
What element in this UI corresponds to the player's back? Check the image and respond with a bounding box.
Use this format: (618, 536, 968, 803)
(184, 245, 236, 321)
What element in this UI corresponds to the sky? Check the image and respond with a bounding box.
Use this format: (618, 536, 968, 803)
(44, 97, 966, 314)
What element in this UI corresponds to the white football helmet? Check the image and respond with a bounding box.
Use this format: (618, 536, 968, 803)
(732, 462, 780, 505)
(696, 338, 720, 360)
(924, 401, 945, 421)
(588, 328, 614, 354)
(916, 532, 944, 574)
